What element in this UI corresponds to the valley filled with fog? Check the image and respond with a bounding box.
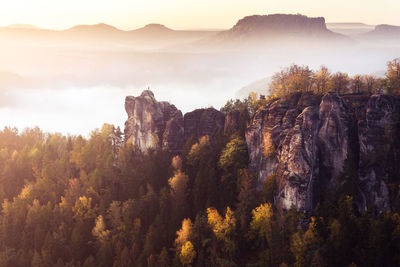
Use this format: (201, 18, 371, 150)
(1, 15, 400, 135)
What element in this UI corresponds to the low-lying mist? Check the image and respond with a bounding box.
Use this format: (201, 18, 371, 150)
(1, 19, 399, 135)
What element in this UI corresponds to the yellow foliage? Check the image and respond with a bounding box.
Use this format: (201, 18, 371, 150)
(168, 170, 188, 202)
(175, 218, 193, 249)
(304, 217, 321, 245)
(179, 241, 196, 266)
(290, 232, 306, 267)
(188, 135, 210, 161)
(92, 215, 110, 242)
(207, 207, 236, 245)
(172, 155, 182, 170)
(18, 184, 33, 201)
(263, 132, 275, 157)
(249, 203, 273, 238)
(72, 196, 95, 219)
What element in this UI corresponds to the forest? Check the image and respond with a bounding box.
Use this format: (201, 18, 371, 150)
(0, 60, 399, 267)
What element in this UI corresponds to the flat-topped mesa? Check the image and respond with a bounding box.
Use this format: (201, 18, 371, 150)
(374, 24, 400, 33)
(211, 13, 350, 48)
(124, 90, 184, 153)
(231, 14, 328, 35)
(124, 90, 226, 154)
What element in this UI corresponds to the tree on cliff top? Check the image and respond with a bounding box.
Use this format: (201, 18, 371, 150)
(270, 64, 313, 97)
(385, 58, 400, 95)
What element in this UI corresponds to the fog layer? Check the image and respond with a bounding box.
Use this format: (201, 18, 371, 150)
(0, 16, 399, 135)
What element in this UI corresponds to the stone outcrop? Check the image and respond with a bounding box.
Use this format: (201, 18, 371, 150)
(125, 90, 400, 214)
(124, 90, 184, 153)
(356, 94, 399, 211)
(124, 90, 225, 154)
(224, 110, 240, 136)
(246, 92, 400, 213)
(184, 108, 225, 141)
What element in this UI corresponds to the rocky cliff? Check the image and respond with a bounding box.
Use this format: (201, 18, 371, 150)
(246, 92, 400, 213)
(124, 90, 184, 153)
(125, 90, 400, 213)
(124, 90, 226, 154)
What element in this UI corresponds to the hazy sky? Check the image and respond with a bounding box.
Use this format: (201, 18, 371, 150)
(0, 0, 399, 30)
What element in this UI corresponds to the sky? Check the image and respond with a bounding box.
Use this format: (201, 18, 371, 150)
(0, 0, 399, 30)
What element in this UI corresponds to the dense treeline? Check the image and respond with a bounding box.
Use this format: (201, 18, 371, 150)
(267, 58, 400, 98)
(0, 60, 399, 267)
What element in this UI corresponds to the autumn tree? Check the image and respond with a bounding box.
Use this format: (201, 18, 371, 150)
(385, 58, 400, 94)
(236, 169, 256, 233)
(350, 74, 364, 93)
(249, 203, 274, 265)
(219, 136, 248, 207)
(312, 66, 331, 94)
(362, 75, 379, 94)
(270, 64, 313, 97)
(179, 241, 196, 266)
(175, 218, 193, 249)
(168, 169, 188, 217)
(207, 207, 237, 262)
(330, 72, 350, 94)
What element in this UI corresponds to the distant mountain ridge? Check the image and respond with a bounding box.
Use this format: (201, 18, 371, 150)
(66, 23, 120, 32)
(230, 14, 328, 35)
(204, 14, 352, 49)
(3, 14, 399, 49)
(326, 22, 375, 36)
(5, 24, 39, 30)
(362, 24, 400, 42)
(368, 24, 400, 35)
(0, 22, 220, 48)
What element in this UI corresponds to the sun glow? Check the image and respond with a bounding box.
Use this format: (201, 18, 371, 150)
(0, 0, 399, 30)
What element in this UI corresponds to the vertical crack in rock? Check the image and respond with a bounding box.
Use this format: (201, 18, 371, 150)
(246, 92, 399, 213)
(305, 112, 318, 214)
(124, 90, 225, 154)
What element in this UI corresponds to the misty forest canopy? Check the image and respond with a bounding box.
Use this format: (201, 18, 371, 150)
(0, 60, 399, 267)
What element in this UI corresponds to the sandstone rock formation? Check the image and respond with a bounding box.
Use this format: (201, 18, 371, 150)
(246, 92, 400, 213)
(184, 108, 225, 141)
(124, 90, 184, 153)
(124, 90, 225, 154)
(125, 90, 400, 214)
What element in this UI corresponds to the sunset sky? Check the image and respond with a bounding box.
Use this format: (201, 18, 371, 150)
(0, 0, 399, 30)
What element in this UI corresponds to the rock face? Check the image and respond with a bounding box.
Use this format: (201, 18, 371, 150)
(224, 110, 240, 136)
(125, 90, 400, 213)
(124, 90, 184, 153)
(246, 92, 400, 213)
(124, 90, 225, 154)
(184, 108, 225, 140)
(357, 95, 399, 211)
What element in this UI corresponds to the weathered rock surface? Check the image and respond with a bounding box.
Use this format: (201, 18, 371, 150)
(275, 106, 319, 212)
(125, 90, 400, 213)
(124, 90, 184, 153)
(124, 90, 225, 154)
(184, 108, 225, 141)
(224, 110, 240, 136)
(246, 92, 400, 213)
(356, 94, 399, 211)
